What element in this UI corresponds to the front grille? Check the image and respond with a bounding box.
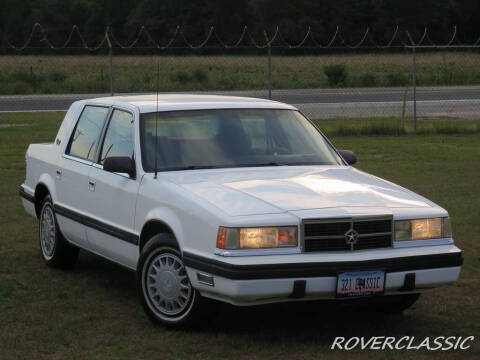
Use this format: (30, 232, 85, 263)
(304, 222, 350, 237)
(354, 220, 391, 234)
(303, 218, 393, 252)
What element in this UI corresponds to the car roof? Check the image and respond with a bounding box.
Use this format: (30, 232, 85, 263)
(82, 94, 297, 113)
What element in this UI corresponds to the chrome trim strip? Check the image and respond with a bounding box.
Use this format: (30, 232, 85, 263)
(214, 247, 301, 257)
(304, 232, 392, 240)
(62, 153, 93, 166)
(358, 231, 392, 237)
(394, 238, 454, 248)
(305, 235, 346, 240)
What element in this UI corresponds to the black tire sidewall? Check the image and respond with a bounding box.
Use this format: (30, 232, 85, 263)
(38, 194, 78, 269)
(137, 234, 199, 326)
(39, 195, 58, 264)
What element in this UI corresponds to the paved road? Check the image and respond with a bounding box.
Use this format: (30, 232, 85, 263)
(1, 86, 479, 118)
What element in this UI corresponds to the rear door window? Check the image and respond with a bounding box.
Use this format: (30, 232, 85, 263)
(67, 106, 109, 161)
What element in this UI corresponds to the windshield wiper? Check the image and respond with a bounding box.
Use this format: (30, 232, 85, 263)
(159, 162, 330, 172)
(158, 163, 289, 172)
(156, 161, 340, 172)
(235, 162, 290, 167)
(160, 165, 226, 171)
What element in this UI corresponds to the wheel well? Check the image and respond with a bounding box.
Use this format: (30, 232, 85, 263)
(34, 184, 50, 218)
(139, 220, 177, 251)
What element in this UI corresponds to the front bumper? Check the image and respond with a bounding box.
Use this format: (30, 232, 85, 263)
(184, 246, 463, 306)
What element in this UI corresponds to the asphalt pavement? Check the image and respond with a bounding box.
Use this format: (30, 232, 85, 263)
(1, 86, 479, 118)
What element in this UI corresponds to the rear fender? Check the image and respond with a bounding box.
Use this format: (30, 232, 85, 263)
(37, 174, 57, 203)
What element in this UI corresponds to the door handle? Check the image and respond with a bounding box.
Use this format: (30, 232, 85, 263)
(56, 169, 62, 179)
(88, 180, 96, 191)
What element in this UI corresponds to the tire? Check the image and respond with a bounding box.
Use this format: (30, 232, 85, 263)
(137, 233, 213, 328)
(372, 293, 420, 314)
(38, 194, 79, 269)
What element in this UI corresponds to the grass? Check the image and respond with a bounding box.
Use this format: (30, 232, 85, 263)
(313, 116, 480, 136)
(0, 112, 479, 359)
(0, 52, 479, 94)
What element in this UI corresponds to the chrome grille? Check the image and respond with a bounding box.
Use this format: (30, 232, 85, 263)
(302, 217, 393, 252)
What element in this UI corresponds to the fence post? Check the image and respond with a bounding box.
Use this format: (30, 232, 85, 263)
(263, 30, 272, 99)
(105, 28, 114, 96)
(412, 46, 417, 130)
(267, 43, 272, 99)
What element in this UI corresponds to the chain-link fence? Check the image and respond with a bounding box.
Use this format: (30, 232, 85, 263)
(1, 24, 480, 130)
(408, 46, 480, 125)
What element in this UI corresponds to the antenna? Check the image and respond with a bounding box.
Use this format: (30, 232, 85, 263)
(154, 59, 159, 179)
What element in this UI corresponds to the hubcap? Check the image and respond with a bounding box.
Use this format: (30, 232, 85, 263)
(146, 253, 192, 316)
(40, 205, 56, 259)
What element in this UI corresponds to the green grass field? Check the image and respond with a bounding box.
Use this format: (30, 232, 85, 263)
(0, 112, 479, 359)
(313, 116, 480, 136)
(1, 52, 480, 94)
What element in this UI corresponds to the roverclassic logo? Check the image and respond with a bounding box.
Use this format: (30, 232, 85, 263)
(344, 229, 359, 246)
(331, 336, 475, 351)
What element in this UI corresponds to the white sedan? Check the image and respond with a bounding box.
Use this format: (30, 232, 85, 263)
(19, 95, 463, 327)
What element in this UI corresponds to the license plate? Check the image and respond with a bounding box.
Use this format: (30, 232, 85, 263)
(336, 270, 385, 298)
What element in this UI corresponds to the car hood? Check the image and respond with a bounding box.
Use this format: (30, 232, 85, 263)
(166, 166, 433, 216)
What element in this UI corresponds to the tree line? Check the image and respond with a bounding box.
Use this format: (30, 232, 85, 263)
(1, 0, 479, 47)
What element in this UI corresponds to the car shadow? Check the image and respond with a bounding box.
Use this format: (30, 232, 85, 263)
(207, 300, 419, 343)
(73, 250, 444, 346)
(74, 250, 138, 299)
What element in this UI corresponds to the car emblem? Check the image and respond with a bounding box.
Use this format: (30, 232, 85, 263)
(344, 229, 359, 249)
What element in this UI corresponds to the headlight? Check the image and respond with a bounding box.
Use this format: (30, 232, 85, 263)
(394, 217, 452, 241)
(216, 226, 298, 249)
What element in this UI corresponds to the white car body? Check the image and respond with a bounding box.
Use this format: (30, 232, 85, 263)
(20, 95, 462, 307)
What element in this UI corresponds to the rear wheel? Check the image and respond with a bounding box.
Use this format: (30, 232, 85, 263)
(137, 233, 213, 328)
(39, 195, 79, 269)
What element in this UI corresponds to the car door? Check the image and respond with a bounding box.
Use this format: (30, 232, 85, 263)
(55, 105, 110, 249)
(85, 108, 139, 269)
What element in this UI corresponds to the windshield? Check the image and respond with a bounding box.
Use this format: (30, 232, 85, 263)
(140, 109, 343, 171)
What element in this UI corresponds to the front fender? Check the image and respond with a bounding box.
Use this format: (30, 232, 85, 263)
(143, 207, 185, 248)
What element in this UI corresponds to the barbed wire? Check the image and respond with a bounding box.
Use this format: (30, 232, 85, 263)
(2, 23, 480, 51)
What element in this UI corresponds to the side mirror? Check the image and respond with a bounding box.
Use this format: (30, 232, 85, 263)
(103, 157, 136, 178)
(338, 150, 357, 165)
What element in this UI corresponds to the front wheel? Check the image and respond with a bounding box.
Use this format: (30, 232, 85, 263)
(137, 234, 213, 328)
